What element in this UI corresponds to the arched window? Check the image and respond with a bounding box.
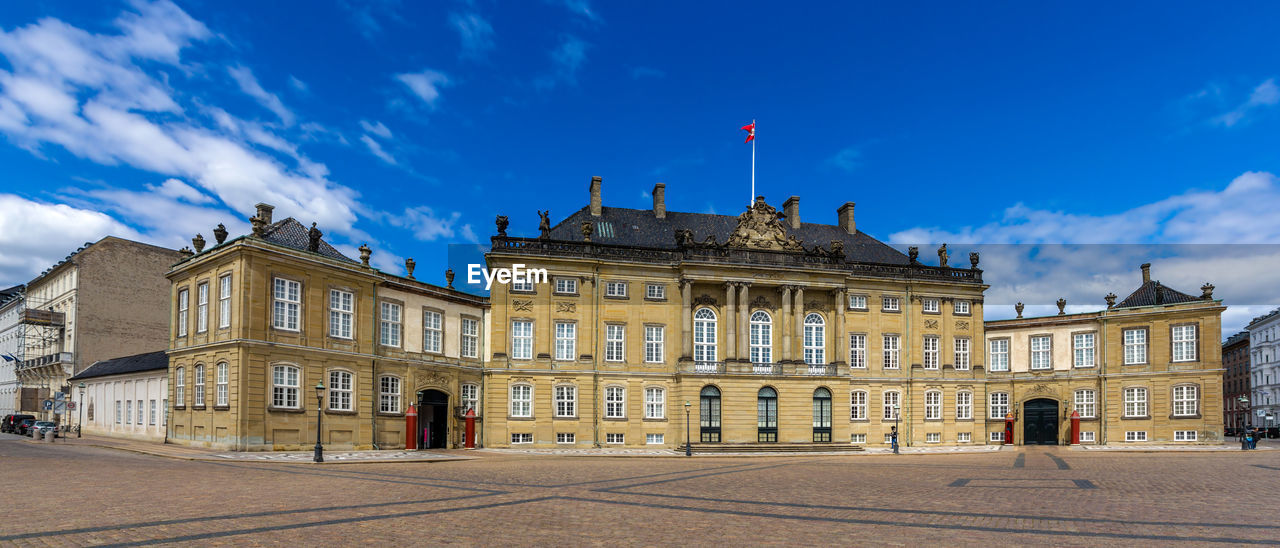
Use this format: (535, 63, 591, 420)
(174, 366, 185, 407)
(510, 384, 533, 417)
(758, 387, 778, 442)
(803, 313, 825, 367)
(694, 308, 717, 364)
(813, 387, 832, 442)
(215, 363, 228, 407)
(328, 370, 353, 411)
(700, 385, 721, 443)
(749, 310, 772, 365)
(271, 365, 299, 409)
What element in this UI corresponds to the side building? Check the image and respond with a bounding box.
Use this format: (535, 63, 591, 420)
(69, 351, 169, 441)
(0, 286, 23, 417)
(1247, 308, 1280, 432)
(1222, 331, 1250, 434)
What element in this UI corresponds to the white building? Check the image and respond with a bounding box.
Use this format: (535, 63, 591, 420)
(1247, 308, 1280, 430)
(69, 351, 168, 442)
(0, 287, 23, 417)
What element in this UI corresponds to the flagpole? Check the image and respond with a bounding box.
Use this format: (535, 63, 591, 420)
(750, 119, 756, 207)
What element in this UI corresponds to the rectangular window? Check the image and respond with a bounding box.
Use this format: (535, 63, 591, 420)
(646, 433, 664, 445)
(1173, 385, 1198, 416)
(461, 318, 479, 358)
(1074, 333, 1095, 367)
(149, 400, 157, 425)
(1031, 336, 1052, 370)
(554, 278, 578, 294)
(989, 339, 1009, 371)
(379, 376, 401, 413)
(926, 432, 940, 443)
(272, 278, 300, 331)
(115, 401, 122, 424)
(990, 392, 1009, 419)
(328, 370, 353, 411)
(605, 281, 627, 297)
(553, 322, 576, 361)
(1123, 328, 1147, 364)
(644, 326, 664, 363)
(850, 391, 867, 420)
(957, 432, 971, 443)
(177, 288, 189, 337)
(218, 275, 231, 329)
(1124, 387, 1148, 417)
(922, 298, 939, 313)
(922, 336, 939, 370)
(605, 324, 625, 362)
(272, 365, 299, 409)
(511, 320, 533, 360)
(954, 300, 970, 315)
(1125, 431, 1147, 442)
(883, 335, 900, 369)
(510, 277, 534, 292)
(882, 391, 900, 420)
(954, 338, 970, 370)
(848, 295, 867, 310)
(1174, 430, 1197, 441)
(925, 391, 941, 420)
(1172, 325, 1197, 362)
(137, 400, 144, 425)
(511, 433, 533, 444)
(329, 289, 353, 339)
(556, 433, 575, 444)
(956, 391, 972, 420)
(882, 296, 900, 311)
(646, 284, 665, 300)
(850, 433, 866, 444)
(461, 384, 478, 413)
(193, 365, 205, 407)
(554, 385, 576, 417)
(644, 387, 665, 419)
(606, 433, 624, 444)
(990, 431, 1005, 442)
(174, 367, 185, 407)
(849, 334, 866, 369)
(510, 385, 532, 417)
(605, 386, 625, 418)
(215, 363, 228, 406)
(423, 310, 443, 353)
(380, 302, 401, 347)
(125, 400, 132, 424)
(1075, 390, 1096, 418)
(196, 283, 208, 333)
(1080, 431, 1095, 443)
(162, 399, 167, 424)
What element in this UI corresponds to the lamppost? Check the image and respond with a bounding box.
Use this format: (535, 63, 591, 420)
(684, 400, 692, 457)
(1237, 395, 1250, 450)
(314, 381, 325, 463)
(893, 403, 901, 454)
(77, 382, 85, 438)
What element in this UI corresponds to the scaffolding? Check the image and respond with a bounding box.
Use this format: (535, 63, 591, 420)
(12, 293, 70, 416)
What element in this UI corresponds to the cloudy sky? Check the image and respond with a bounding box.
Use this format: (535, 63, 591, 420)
(1, 1, 1278, 336)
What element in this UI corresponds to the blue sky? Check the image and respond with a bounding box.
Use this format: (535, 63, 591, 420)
(2, 1, 1279, 334)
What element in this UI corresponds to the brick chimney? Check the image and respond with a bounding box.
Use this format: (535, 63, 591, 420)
(782, 196, 800, 229)
(652, 182, 666, 219)
(1141, 263, 1151, 284)
(837, 202, 856, 234)
(255, 203, 274, 225)
(589, 176, 602, 217)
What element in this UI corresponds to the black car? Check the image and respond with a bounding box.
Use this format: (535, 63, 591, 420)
(15, 418, 36, 436)
(2, 414, 35, 434)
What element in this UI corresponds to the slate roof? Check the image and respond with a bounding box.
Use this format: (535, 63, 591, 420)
(0, 285, 21, 305)
(260, 217, 356, 263)
(70, 351, 168, 381)
(546, 206, 910, 265)
(1114, 280, 1202, 309)
(1224, 331, 1250, 348)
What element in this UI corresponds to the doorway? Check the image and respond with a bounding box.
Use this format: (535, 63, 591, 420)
(417, 389, 449, 449)
(757, 387, 778, 443)
(1022, 398, 1059, 445)
(699, 386, 721, 443)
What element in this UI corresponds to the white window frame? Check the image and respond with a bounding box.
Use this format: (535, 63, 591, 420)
(1125, 431, 1147, 442)
(329, 289, 353, 339)
(693, 308, 717, 363)
(605, 385, 625, 419)
(925, 432, 940, 443)
(174, 366, 185, 407)
(1031, 335, 1052, 370)
(554, 385, 577, 417)
(115, 400, 122, 424)
(328, 370, 353, 411)
(925, 390, 941, 420)
(461, 318, 479, 359)
(922, 336, 939, 370)
(851, 390, 867, 420)
(646, 433, 664, 445)
(218, 274, 232, 329)
(644, 387, 665, 419)
(1074, 333, 1095, 368)
(803, 313, 825, 365)
(644, 325, 664, 363)
(605, 281, 627, 297)
(380, 302, 402, 347)
(990, 431, 1005, 442)
(1172, 325, 1197, 362)
(1173, 385, 1198, 417)
(126, 400, 132, 424)
(1123, 387, 1148, 418)
(379, 375, 401, 414)
(882, 296, 900, 312)
(849, 334, 866, 369)
(957, 432, 971, 443)
(954, 338, 970, 370)
(1080, 431, 1095, 443)
(272, 278, 300, 332)
(848, 294, 867, 310)
(883, 335, 900, 369)
(177, 289, 189, 337)
(989, 339, 1009, 372)
(511, 320, 533, 360)
(196, 282, 209, 333)
(1174, 430, 1197, 441)
(882, 390, 900, 420)
(193, 364, 205, 407)
(1074, 389, 1096, 418)
(750, 311, 772, 364)
(510, 384, 532, 417)
(606, 433, 624, 444)
(215, 363, 228, 407)
(646, 284, 665, 300)
(1123, 328, 1147, 365)
(511, 433, 533, 444)
(922, 298, 939, 313)
(850, 433, 867, 444)
(423, 310, 443, 354)
(555, 322, 577, 361)
(149, 400, 157, 425)
(461, 383, 478, 414)
(556, 432, 576, 444)
(554, 277, 578, 294)
(956, 391, 972, 420)
(271, 365, 300, 409)
(954, 300, 970, 314)
(989, 392, 1009, 419)
(605, 324, 625, 362)
(511, 277, 534, 292)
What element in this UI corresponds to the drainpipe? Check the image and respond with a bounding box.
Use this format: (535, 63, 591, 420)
(904, 283, 913, 447)
(592, 263, 602, 448)
(1099, 310, 1108, 445)
(371, 362, 379, 450)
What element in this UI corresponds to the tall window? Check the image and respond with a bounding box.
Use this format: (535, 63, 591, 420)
(849, 334, 866, 369)
(511, 320, 533, 360)
(1123, 329, 1147, 364)
(461, 318, 479, 358)
(605, 386, 625, 418)
(555, 385, 576, 417)
(193, 364, 205, 407)
(115, 401, 122, 424)
(694, 308, 717, 363)
(956, 391, 972, 420)
(1075, 389, 1096, 418)
(177, 289, 189, 337)
(329, 289, 353, 339)
(1172, 325, 1197, 362)
(758, 387, 778, 442)
(272, 365, 299, 409)
(605, 325, 625, 362)
(149, 400, 157, 425)
(423, 310, 443, 353)
(644, 326, 664, 363)
(379, 376, 401, 413)
(215, 363, 228, 406)
(700, 386, 722, 442)
(1124, 387, 1148, 417)
(218, 274, 231, 329)
(923, 336, 939, 369)
(1173, 385, 1198, 416)
(925, 390, 941, 420)
(989, 392, 1009, 419)
(380, 302, 401, 347)
(1031, 335, 1051, 370)
(272, 278, 300, 331)
(1074, 333, 1095, 367)
(126, 400, 132, 424)
(645, 387, 665, 419)
(850, 390, 867, 420)
(510, 384, 532, 417)
(883, 335, 900, 369)
(954, 338, 970, 370)
(882, 390, 900, 420)
(803, 313, 825, 365)
(554, 322, 577, 361)
(750, 311, 772, 364)
(196, 283, 209, 333)
(812, 388, 832, 442)
(174, 366, 185, 407)
(989, 339, 1009, 371)
(329, 370, 352, 411)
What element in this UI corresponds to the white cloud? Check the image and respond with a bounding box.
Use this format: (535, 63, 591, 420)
(1214, 78, 1279, 127)
(449, 12, 494, 59)
(558, 0, 602, 23)
(825, 146, 861, 173)
(228, 65, 295, 125)
(390, 206, 476, 243)
(360, 134, 397, 165)
(0, 194, 140, 285)
(288, 75, 308, 93)
(395, 69, 451, 108)
(359, 119, 392, 139)
(535, 35, 588, 90)
(148, 178, 213, 204)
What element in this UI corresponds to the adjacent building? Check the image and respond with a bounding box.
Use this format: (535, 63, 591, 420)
(0, 285, 23, 417)
(1247, 308, 1280, 430)
(69, 351, 169, 441)
(1223, 331, 1250, 432)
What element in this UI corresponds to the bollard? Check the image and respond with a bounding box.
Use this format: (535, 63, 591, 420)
(44, 430, 54, 443)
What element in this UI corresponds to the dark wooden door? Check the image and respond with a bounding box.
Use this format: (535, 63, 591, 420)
(1023, 399, 1059, 445)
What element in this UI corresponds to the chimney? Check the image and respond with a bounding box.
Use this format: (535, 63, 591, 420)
(255, 203, 274, 225)
(782, 196, 800, 229)
(1140, 263, 1151, 284)
(837, 202, 856, 234)
(589, 176, 602, 217)
(652, 182, 666, 219)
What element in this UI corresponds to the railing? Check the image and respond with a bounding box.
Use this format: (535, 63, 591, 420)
(752, 363, 781, 375)
(18, 352, 72, 370)
(806, 364, 836, 376)
(693, 361, 725, 374)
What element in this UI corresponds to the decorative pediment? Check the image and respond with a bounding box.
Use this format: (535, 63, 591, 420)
(415, 371, 450, 389)
(726, 197, 804, 251)
(692, 294, 718, 307)
(749, 295, 776, 311)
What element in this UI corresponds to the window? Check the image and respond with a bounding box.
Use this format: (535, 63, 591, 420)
(989, 339, 1009, 371)
(1031, 336, 1051, 369)
(556, 432, 575, 444)
(1080, 431, 1095, 443)
(215, 363, 228, 406)
(922, 298, 939, 313)
(812, 388, 833, 441)
(272, 278, 300, 331)
(423, 310, 442, 353)
(510, 384, 532, 417)
(379, 376, 401, 413)
(850, 433, 866, 443)
(174, 366, 185, 407)
(990, 431, 1005, 442)
(1125, 431, 1147, 442)
(883, 335, 900, 369)
(954, 300, 970, 314)
(126, 400, 132, 424)
(750, 311, 772, 364)
(162, 400, 166, 424)
(1075, 389, 1096, 418)
(149, 400, 157, 425)
(645, 387, 665, 419)
(956, 391, 972, 420)
(848, 295, 867, 310)
(605, 386, 625, 418)
(693, 308, 717, 363)
(115, 401, 122, 424)
(511, 433, 533, 444)
(957, 432, 971, 443)
(925, 391, 941, 420)
(646, 283, 665, 300)
(511, 276, 533, 292)
(882, 391, 900, 420)
(1174, 430, 1197, 441)
(644, 326, 664, 363)
(193, 364, 205, 407)
(329, 289, 353, 339)
(989, 392, 1009, 419)
(554, 385, 576, 417)
(196, 283, 209, 333)
(605, 324, 625, 362)
(511, 320, 533, 360)
(1172, 325, 1197, 362)
(1124, 387, 1148, 417)
(882, 296, 900, 311)
(954, 338, 970, 370)
(849, 334, 866, 369)
(461, 318, 479, 358)
(218, 275, 231, 329)
(380, 302, 401, 347)
(606, 433, 624, 444)
(605, 281, 627, 297)
(461, 384, 478, 414)
(1074, 333, 1095, 367)
(758, 387, 779, 442)
(803, 313, 825, 365)
(137, 400, 143, 425)
(1123, 328, 1147, 364)
(646, 433, 664, 445)
(554, 278, 577, 294)
(850, 390, 867, 420)
(272, 365, 300, 409)
(923, 336, 939, 369)
(328, 370, 353, 411)
(926, 432, 940, 443)
(1173, 385, 1198, 416)
(177, 289, 189, 337)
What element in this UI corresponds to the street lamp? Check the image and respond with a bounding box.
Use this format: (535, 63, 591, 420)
(684, 400, 692, 457)
(314, 381, 325, 463)
(893, 403, 901, 454)
(77, 382, 85, 438)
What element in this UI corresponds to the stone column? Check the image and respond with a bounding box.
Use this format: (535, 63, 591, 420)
(738, 283, 751, 360)
(793, 286, 805, 363)
(834, 289, 846, 365)
(681, 279, 692, 359)
(724, 282, 737, 361)
(780, 286, 793, 362)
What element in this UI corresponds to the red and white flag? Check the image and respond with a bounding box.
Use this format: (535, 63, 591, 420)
(741, 121, 755, 143)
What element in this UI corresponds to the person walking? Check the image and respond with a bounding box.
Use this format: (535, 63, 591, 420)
(1248, 428, 1258, 450)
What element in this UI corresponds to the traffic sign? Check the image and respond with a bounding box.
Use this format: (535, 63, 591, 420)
(53, 401, 66, 415)
(54, 392, 66, 401)
(42, 399, 53, 411)
(67, 401, 76, 411)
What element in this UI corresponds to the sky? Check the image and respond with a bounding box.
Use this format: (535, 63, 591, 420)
(1, 1, 1279, 336)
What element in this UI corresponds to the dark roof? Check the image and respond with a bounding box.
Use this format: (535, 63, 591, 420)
(546, 206, 910, 265)
(1224, 331, 1250, 348)
(70, 351, 168, 380)
(1247, 308, 1280, 330)
(1114, 280, 1202, 309)
(0, 285, 21, 305)
(260, 217, 356, 263)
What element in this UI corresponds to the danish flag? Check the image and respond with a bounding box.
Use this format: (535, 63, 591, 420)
(741, 121, 755, 143)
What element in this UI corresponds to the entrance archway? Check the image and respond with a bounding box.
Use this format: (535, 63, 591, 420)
(417, 389, 449, 449)
(699, 386, 721, 443)
(1022, 398, 1059, 445)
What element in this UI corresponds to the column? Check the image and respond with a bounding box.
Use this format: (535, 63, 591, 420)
(780, 286, 792, 362)
(834, 289, 846, 365)
(724, 282, 737, 361)
(681, 279, 692, 359)
(738, 283, 751, 360)
(793, 286, 805, 362)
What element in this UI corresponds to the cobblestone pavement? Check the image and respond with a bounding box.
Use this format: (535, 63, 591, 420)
(2, 433, 1279, 546)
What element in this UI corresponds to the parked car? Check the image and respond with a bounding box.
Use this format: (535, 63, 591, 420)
(1225, 427, 1238, 437)
(2, 414, 35, 433)
(15, 418, 36, 435)
(32, 421, 58, 437)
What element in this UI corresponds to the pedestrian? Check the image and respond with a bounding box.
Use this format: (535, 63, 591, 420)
(890, 426, 899, 454)
(1248, 428, 1258, 450)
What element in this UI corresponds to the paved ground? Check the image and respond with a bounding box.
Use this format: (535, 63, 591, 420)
(2, 433, 1278, 546)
